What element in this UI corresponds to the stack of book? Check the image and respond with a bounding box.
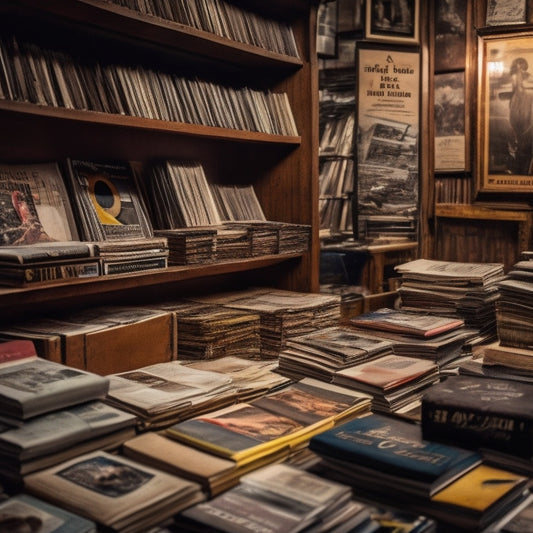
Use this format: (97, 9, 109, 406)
(346, 307, 478, 371)
(0, 400, 137, 490)
(104, 360, 237, 430)
(278, 325, 394, 382)
(331, 353, 439, 416)
(0, 340, 136, 489)
(421, 374, 533, 476)
(193, 288, 342, 358)
(309, 413, 530, 532)
(176, 463, 372, 533)
(146, 299, 261, 360)
(0, 241, 100, 287)
(395, 259, 505, 346)
(495, 259, 533, 350)
(154, 227, 217, 265)
(24, 450, 205, 533)
(165, 378, 372, 467)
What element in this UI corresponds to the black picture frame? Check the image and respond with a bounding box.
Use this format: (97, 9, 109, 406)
(365, 0, 419, 44)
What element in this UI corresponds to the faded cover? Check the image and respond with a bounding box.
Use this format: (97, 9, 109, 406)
(309, 413, 481, 483)
(0, 493, 96, 533)
(421, 375, 533, 457)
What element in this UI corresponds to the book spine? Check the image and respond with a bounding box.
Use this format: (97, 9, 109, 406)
(18, 262, 100, 285)
(0, 339, 36, 363)
(422, 403, 533, 458)
(102, 257, 167, 275)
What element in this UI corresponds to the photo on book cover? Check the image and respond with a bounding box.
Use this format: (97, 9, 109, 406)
(0, 162, 79, 245)
(57, 454, 153, 498)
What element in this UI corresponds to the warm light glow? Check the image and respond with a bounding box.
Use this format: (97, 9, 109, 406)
(488, 60, 504, 77)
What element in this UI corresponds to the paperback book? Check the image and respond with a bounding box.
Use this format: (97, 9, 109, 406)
(0, 340, 109, 423)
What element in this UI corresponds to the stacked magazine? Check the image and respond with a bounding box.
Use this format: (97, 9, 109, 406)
(278, 325, 394, 382)
(395, 259, 505, 346)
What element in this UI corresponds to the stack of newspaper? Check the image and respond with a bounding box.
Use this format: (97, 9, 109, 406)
(192, 288, 342, 358)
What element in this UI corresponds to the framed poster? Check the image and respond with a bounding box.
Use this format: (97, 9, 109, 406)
(478, 32, 533, 193)
(434, 0, 468, 72)
(434, 71, 468, 173)
(365, 0, 419, 44)
(486, 0, 527, 26)
(355, 44, 420, 242)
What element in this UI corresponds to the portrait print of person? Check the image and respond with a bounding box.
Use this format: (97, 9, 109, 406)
(58, 455, 153, 498)
(488, 50, 533, 176)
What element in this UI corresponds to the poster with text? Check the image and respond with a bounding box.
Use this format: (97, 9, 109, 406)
(356, 45, 420, 243)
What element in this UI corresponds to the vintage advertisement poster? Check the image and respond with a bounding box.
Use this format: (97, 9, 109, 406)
(356, 45, 420, 243)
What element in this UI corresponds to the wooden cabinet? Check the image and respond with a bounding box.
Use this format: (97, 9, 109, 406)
(0, 0, 320, 322)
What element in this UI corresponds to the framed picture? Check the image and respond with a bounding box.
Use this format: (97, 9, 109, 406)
(486, 0, 527, 26)
(434, 71, 468, 173)
(477, 32, 533, 193)
(365, 0, 419, 44)
(434, 0, 468, 72)
(355, 43, 420, 242)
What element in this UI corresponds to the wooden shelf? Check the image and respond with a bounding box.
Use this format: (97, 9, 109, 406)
(0, 101, 302, 146)
(0, 253, 304, 320)
(3, 0, 304, 71)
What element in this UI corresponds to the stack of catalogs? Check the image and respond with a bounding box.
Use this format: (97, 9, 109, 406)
(154, 227, 216, 265)
(278, 325, 394, 382)
(193, 288, 342, 358)
(214, 224, 251, 259)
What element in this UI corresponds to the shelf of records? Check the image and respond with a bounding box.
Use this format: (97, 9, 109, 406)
(2, 0, 304, 66)
(4, 253, 533, 531)
(0, 25, 300, 141)
(0, 159, 311, 290)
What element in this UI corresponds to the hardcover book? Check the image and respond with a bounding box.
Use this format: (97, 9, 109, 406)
(24, 450, 205, 533)
(421, 375, 533, 458)
(0, 493, 96, 533)
(309, 413, 481, 498)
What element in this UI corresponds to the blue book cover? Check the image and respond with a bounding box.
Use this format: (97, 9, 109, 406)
(309, 413, 481, 484)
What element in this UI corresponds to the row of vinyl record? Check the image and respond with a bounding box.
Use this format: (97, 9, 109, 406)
(0, 158, 310, 285)
(108, 0, 301, 57)
(0, 33, 298, 135)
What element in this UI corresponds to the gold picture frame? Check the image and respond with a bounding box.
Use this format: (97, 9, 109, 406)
(478, 31, 533, 192)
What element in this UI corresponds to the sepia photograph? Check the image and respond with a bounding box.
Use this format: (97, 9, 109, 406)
(478, 33, 533, 192)
(365, 0, 419, 43)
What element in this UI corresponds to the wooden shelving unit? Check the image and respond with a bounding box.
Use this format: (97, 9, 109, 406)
(0, 0, 320, 322)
